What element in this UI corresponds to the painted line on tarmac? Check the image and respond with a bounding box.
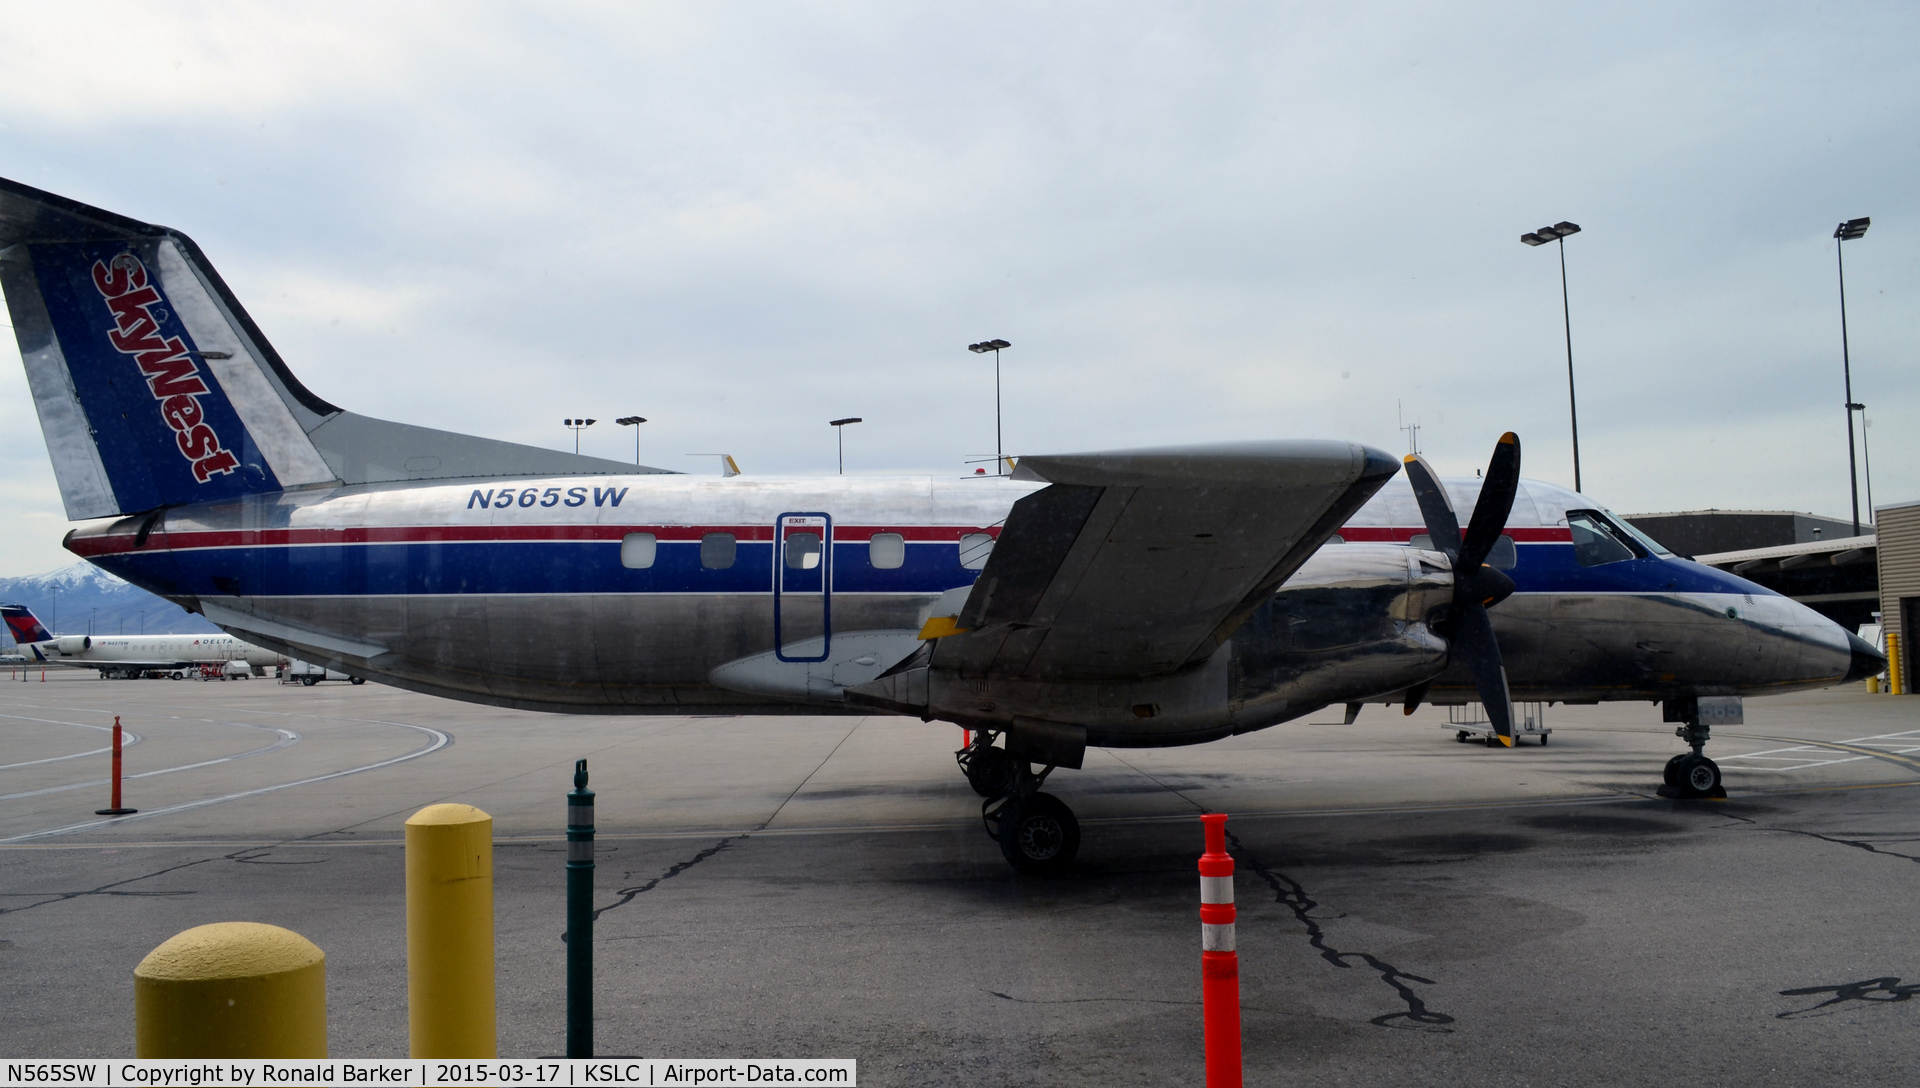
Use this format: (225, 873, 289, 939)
(4, 772, 1915, 851)
(1721, 731, 1920, 777)
(0, 728, 296, 801)
(0, 717, 145, 772)
(0, 720, 451, 844)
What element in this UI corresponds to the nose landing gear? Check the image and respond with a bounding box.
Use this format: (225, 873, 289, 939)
(960, 731, 1082, 874)
(1658, 700, 1728, 800)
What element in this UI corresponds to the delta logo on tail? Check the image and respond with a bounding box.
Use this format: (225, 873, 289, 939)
(1, 605, 55, 645)
(90, 253, 240, 483)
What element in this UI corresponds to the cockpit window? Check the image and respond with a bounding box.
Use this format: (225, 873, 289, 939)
(1608, 514, 1675, 557)
(1567, 511, 1640, 567)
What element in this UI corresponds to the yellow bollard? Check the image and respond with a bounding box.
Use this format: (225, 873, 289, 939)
(407, 803, 496, 1057)
(1889, 632, 1904, 695)
(134, 922, 326, 1057)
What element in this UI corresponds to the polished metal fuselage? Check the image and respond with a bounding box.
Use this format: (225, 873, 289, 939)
(68, 472, 1857, 744)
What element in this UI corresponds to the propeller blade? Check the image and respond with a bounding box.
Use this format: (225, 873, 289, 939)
(1402, 454, 1460, 564)
(1459, 432, 1521, 570)
(1451, 604, 1514, 746)
(1402, 680, 1431, 716)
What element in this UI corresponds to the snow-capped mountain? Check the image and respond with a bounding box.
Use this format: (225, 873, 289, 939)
(0, 563, 219, 641)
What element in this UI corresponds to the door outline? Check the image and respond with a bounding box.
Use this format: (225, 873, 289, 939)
(773, 512, 832, 662)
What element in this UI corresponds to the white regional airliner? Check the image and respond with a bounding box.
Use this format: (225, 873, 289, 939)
(0, 176, 1881, 872)
(2, 604, 287, 678)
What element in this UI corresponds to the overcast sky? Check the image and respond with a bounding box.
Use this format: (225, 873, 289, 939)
(1, 2, 1914, 575)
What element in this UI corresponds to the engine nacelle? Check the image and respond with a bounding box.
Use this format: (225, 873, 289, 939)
(56, 635, 91, 653)
(851, 542, 1457, 749)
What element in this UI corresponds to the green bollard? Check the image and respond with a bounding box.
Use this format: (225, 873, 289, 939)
(567, 759, 595, 1057)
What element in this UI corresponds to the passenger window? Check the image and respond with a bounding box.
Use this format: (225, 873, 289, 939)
(785, 532, 822, 570)
(1567, 512, 1637, 567)
(1487, 535, 1517, 570)
(620, 532, 657, 569)
(700, 532, 737, 570)
(869, 532, 905, 570)
(958, 533, 995, 570)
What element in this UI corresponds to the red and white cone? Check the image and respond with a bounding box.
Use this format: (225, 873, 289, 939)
(1200, 813, 1242, 1088)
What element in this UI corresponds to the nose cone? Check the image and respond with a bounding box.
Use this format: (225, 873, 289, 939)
(1843, 631, 1888, 683)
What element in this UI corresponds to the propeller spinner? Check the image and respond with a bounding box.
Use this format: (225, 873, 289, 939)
(1402, 433, 1522, 746)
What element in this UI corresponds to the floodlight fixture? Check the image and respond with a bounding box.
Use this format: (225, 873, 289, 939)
(615, 416, 647, 465)
(829, 417, 863, 474)
(563, 417, 597, 455)
(967, 339, 1012, 473)
(1520, 219, 1586, 492)
(1834, 216, 1873, 534)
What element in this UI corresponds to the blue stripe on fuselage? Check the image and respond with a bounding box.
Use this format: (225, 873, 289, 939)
(1506, 546, 1779, 597)
(92, 539, 985, 597)
(85, 537, 1771, 600)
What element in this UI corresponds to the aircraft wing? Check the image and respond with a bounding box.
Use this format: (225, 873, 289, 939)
(932, 440, 1398, 682)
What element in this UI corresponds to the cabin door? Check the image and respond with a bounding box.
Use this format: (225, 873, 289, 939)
(774, 512, 831, 661)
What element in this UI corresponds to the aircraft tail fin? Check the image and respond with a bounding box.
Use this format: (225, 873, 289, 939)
(1, 604, 55, 645)
(0, 176, 671, 520)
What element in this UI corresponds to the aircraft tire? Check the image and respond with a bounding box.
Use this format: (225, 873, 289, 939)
(1679, 754, 1721, 796)
(1662, 754, 1688, 788)
(998, 792, 1080, 876)
(965, 746, 1019, 797)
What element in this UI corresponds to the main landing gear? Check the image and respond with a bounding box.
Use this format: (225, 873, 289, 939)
(1657, 700, 1727, 800)
(958, 731, 1081, 875)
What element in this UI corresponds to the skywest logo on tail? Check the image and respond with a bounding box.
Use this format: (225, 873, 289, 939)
(90, 253, 240, 483)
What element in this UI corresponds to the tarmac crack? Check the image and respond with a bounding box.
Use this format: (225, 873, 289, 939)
(0, 849, 265, 916)
(1227, 829, 1455, 1032)
(1762, 827, 1920, 864)
(577, 836, 745, 933)
(985, 989, 1199, 1007)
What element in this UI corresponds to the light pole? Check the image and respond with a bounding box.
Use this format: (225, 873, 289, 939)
(967, 339, 1012, 474)
(1856, 404, 1877, 533)
(1834, 216, 1870, 536)
(1521, 221, 1584, 493)
(615, 416, 646, 465)
(563, 417, 596, 455)
(829, 417, 862, 474)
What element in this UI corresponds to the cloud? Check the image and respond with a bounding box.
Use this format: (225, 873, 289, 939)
(0, 1, 1916, 577)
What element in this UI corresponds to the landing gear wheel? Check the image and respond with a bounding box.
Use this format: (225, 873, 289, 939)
(1662, 754, 1688, 788)
(962, 744, 1019, 798)
(1680, 754, 1721, 795)
(998, 792, 1080, 876)
(1658, 753, 1725, 799)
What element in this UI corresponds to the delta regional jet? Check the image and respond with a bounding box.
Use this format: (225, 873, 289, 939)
(2, 604, 286, 678)
(0, 177, 1882, 872)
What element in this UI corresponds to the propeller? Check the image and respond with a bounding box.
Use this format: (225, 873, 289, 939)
(1402, 433, 1522, 746)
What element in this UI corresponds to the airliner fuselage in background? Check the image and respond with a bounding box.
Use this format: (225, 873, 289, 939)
(0, 176, 1882, 872)
(1, 605, 286, 677)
